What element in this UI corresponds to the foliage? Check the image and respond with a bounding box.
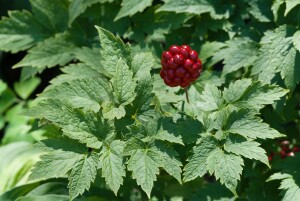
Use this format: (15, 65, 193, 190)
(0, 0, 300, 200)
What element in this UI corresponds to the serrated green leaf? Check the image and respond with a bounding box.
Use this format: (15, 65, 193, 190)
(30, 0, 69, 33)
(100, 140, 125, 194)
(0, 80, 7, 95)
(183, 135, 218, 182)
(154, 118, 183, 145)
(68, 153, 98, 200)
(252, 25, 300, 90)
(115, 0, 153, 21)
(197, 84, 224, 112)
(285, 0, 300, 16)
(224, 134, 269, 167)
(0, 10, 51, 53)
(131, 52, 154, 79)
(268, 173, 300, 201)
(156, 143, 182, 183)
(29, 152, 82, 181)
(248, 0, 273, 22)
(293, 30, 300, 52)
(14, 33, 77, 69)
(206, 148, 244, 195)
(224, 79, 288, 110)
(95, 26, 131, 76)
(199, 41, 226, 63)
(42, 77, 113, 112)
(209, 39, 258, 76)
(221, 109, 284, 139)
(112, 59, 136, 105)
(69, 0, 113, 26)
(127, 148, 160, 198)
(102, 101, 126, 120)
(157, 0, 232, 19)
(25, 99, 112, 149)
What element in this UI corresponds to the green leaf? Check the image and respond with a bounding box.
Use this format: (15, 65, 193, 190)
(252, 25, 300, 90)
(14, 33, 77, 69)
(25, 99, 112, 149)
(95, 26, 131, 76)
(268, 173, 300, 201)
(42, 77, 113, 112)
(115, 0, 153, 21)
(14, 77, 41, 100)
(100, 140, 126, 194)
(206, 148, 244, 195)
(199, 41, 226, 63)
(183, 135, 218, 182)
(0, 80, 7, 95)
(285, 0, 300, 16)
(127, 147, 160, 198)
(209, 39, 258, 76)
(102, 102, 126, 120)
(68, 153, 98, 200)
(221, 109, 284, 139)
(29, 152, 82, 181)
(223, 79, 288, 110)
(248, 0, 273, 22)
(0, 10, 51, 53)
(112, 59, 137, 105)
(293, 30, 300, 52)
(157, 0, 232, 19)
(131, 52, 154, 79)
(69, 0, 113, 26)
(30, 0, 69, 33)
(197, 84, 224, 112)
(16, 195, 69, 201)
(224, 134, 269, 167)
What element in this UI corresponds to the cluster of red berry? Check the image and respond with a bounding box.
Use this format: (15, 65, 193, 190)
(268, 140, 300, 161)
(160, 45, 202, 88)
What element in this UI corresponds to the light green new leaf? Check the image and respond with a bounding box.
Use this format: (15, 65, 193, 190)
(223, 79, 288, 110)
(68, 153, 98, 200)
(100, 140, 126, 194)
(24, 99, 111, 149)
(95, 26, 131, 76)
(131, 52, 154, 79)
(223, 109, 284, 139)
(252, 25, 300, 90)
(13, 77, 41, 100)
(42, 77, 113, 112)
(224, 134, 269, 167)
(14, 33, 77, 69)
(268, 173, 300, 201)
(157, 0, 232, 19)
(115, 0, 153, 21)
(183, 135, 218, 182)
(197, 84, 224, 112)
(0, 10, 51, 53)
(112, 59, 136, 105)
(69, 0, 114, 26)
(206, 148, 244, 195)
(30, 0, 69, 33)
(285, 0, 300, 16)
(127, 148, 160, 198)
(293, 30, 300, 52)
(29, 152, 82, 181)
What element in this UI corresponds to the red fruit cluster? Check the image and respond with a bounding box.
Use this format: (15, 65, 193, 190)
(160, 45, 202, 88)
(268, 140, 300, 161)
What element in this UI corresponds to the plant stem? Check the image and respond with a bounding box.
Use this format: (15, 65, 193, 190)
(185, 87, 190, 104)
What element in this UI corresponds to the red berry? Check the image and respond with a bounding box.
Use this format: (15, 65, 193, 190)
(169, 45, 180, 54)
(280, 150, 287, 158)
(181, 45, 191, 51)
(160, 69, 166, 78)
(161, 60, 168, 69)
(174, 77, 181, 84)
(175, 68, 186, 78)
(168, 58, 178, 69)
(180, 81, 190, 88)
(180, 48, 189, 58)
(189, 50, 198, 61)
(167, 69, 175, 80)
(191, 71, 200, 80)
(183, 59, 193, 70)
(174, 54, 184, 64)
(162, 51, 172, 61)
(183, 73, 191, 83)
(292, 147, 300, 152)
(164, 76, 172, 86)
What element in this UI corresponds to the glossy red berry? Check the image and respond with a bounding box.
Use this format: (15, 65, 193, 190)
(160, 44, 202, 88)
(292, 147, 300, 152)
